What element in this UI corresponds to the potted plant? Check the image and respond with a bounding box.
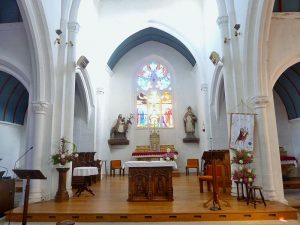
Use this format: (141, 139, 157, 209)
(51, 138, 78, 166)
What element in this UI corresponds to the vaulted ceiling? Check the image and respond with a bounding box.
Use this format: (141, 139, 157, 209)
(0, 71, 28, 125)
(274, 63, 300, 120)
(107, 27, 196, 70)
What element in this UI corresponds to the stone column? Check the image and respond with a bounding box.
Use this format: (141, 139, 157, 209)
(251, 95, 276, 200)
(30, 101, 49, 202)
(200, 84, 210, 150)
(95, 88, 105, 174)
(63, 21, 80, 194)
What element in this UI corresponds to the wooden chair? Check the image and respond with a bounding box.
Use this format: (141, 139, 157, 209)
(198, 164, 226, 193)
(186, 159, 199, 176)
(110, 160, 124, 176)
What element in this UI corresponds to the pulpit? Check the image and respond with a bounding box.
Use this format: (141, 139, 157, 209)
(124, 161, 177, 201)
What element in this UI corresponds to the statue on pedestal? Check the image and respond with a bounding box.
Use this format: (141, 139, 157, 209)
(183, 106, 199, 143)
(108, 114, 134, 145)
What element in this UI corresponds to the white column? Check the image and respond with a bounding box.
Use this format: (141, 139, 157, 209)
(30, 101, 49, 202)
(95, 88, 104, 157)
(251, 95, 276, 200)
(200, 84, 210, 150)
(63, 21, 79, 194)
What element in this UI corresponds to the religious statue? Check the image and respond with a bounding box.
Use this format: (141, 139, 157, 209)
(108, 114, 134, 145)
(183, 106, 199, 143)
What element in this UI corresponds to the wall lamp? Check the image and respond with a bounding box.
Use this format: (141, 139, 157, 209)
(77, 56, 89, 69)
(224, 37, 231, 43)
(234, 24, 241, 36)
(66, 41, 74, 47)
(209, 51, 222, 65)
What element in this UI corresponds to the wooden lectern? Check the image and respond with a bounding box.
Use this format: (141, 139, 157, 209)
(203, 150, 230, 210)
(13, 169, 46, 225)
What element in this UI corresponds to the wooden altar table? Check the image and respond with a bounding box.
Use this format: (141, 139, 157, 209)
(124, 161, 177, 202)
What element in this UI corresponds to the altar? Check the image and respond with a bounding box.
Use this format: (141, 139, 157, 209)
(124, 161, 177, 202)
(132, 145, 178, 161)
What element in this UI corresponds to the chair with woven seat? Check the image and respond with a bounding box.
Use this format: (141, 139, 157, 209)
(186, 158, 200, 176)
(110, 160, 124, 176)
(198, 164, 226, 193)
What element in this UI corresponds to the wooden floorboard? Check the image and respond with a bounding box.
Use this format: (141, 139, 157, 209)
(6, 174, 298, 222)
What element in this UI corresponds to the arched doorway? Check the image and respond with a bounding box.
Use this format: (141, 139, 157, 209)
(273, 62, 300, 206)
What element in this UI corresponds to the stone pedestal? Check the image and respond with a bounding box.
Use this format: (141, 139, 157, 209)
(55, 167, 70, 202)
(108, 138, 129, 145)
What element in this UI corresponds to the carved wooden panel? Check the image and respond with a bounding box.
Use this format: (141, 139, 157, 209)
(127, 167, 173, 201)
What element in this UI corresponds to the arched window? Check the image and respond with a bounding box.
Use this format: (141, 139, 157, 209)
(136, 62, 173, 128)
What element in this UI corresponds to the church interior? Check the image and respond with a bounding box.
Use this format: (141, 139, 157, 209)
(1, 0, 300, 224)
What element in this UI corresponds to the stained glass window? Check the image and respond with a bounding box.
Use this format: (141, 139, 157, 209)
(136, 62, 173, 128)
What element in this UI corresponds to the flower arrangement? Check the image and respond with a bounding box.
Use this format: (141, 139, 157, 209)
(162, 148, 177, 161)
(232, 166, 256, 183)
(231, 148, 256, 183)
(231, 149, 253, 164)
(51, 138, 78, 165)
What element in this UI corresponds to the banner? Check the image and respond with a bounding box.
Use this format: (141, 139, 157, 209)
(229, 113, 255, 151)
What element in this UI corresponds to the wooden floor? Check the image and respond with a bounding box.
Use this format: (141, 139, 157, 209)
(6, 174, 298, 222)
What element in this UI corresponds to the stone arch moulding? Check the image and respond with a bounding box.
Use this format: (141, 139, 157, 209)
(75, 68, 95, 123)
(271, 54, 300, 88)
(210, 63, 224, 121)
(17, 0, 54, 103)
(0, 59, 30, 91)
(107, 26, 198, 71)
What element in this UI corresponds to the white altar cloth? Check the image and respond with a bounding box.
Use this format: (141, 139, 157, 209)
(73, 167, 98, 176)
(124, 161, 177, 169)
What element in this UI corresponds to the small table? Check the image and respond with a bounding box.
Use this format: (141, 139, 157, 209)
(73, 167, 98, 196)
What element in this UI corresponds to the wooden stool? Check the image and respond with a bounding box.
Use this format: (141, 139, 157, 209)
(56, 220, 75, 225)
(199, 175, 212, 193)
(247, 185, 267, 208)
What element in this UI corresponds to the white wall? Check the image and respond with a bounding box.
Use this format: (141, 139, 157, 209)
(0, 122, 25, 177)
(0, 23, 31, 85)
(107, 41, 200, 172)
(73, 84, 95, 152)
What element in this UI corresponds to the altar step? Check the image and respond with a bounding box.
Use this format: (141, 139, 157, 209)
(6, 176, 298, 223)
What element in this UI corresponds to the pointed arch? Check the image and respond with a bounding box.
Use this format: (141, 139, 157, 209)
(107, 27, 197, 70)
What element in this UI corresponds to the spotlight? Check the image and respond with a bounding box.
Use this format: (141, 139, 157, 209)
(54, 29, 62, 45)
(209, 51, 221, 65)
(77, 56, 89, 69)
(234, 24, 241, 36)
(55, 29, 62, 35)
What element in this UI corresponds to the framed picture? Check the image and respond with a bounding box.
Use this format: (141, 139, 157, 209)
(229, 113, 255, 151)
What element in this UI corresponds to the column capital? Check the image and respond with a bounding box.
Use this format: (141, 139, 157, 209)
(32, 101, 49, 114)
(68, 22, 80, 33)
(216, 16, 228, 27)
(251, 96, 269, 109)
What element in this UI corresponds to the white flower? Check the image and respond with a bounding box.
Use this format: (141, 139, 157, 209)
(248, 177, 253, 182)
(75, 153, 78, 157)
(239, 166, 243, 171)
(61, 154, 66, 159)
(166, 157, 170, 161)
(248, 169, 252, 173)
(247, 153, 251, 157)
(239, 178, 243, 182)
(167, 148, 171, 153)
(174, 155, 177, 160)
(239, 159, 243, 164)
